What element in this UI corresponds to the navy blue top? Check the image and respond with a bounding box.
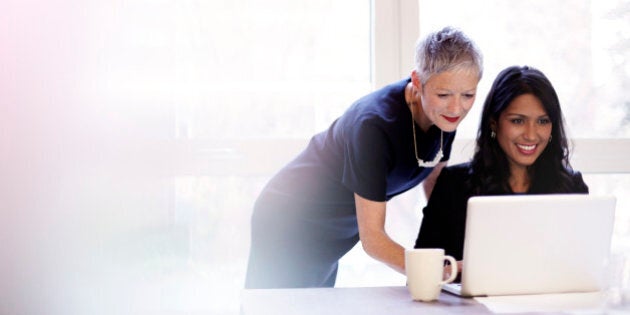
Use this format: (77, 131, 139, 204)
(261, 78, 456, 216)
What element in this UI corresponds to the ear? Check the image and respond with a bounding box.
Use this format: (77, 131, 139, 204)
(410, 70, 423, 94)
(489, 119, 497, 133)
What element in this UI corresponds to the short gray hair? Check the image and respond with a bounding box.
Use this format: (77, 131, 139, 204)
(415, 26, 483, 84)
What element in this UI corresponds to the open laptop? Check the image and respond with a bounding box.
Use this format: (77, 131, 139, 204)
(442, 194, 616, 297)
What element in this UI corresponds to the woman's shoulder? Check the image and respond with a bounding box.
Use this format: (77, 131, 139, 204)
(564, 167, 585, 181)
(564, 167, 590, 193)
(349, 78, 409, 118)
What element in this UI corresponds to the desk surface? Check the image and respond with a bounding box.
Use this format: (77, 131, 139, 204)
(241, 286, 484, 315)
(241, 286, 606, 315)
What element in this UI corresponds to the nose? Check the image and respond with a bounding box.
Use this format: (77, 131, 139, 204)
(523, 122, 537, 141)
(447, 97, 465, 115)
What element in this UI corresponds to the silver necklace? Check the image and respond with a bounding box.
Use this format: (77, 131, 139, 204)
(407, 85, 443, 168)
(411, 115, 443, 168)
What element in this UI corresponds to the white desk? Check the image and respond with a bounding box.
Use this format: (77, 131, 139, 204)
(242, 286, 489, 315)
(241, 286, 608, 315)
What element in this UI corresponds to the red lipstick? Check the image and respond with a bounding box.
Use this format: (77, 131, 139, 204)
(443, 116, 459, 123)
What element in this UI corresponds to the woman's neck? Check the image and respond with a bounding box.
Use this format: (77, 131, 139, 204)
(509, 167, 530, 193)
(405, 83, 431, 132)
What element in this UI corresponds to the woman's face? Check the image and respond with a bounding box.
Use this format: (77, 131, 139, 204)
(415, 68, 479, 132)
(493, 93, 552, 173)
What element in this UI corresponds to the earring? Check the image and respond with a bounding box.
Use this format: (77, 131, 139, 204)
(490, 131, 496, 139)
(549, 135, 552, 143)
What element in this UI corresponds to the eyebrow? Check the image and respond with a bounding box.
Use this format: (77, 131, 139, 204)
(433, 88, 477, 93)
(504, 113, 550, 119)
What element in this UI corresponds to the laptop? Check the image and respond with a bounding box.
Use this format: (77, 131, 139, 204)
(442, 194, 616, 297)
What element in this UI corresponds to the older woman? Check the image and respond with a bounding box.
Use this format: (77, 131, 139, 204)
(246, 26, 483, 288)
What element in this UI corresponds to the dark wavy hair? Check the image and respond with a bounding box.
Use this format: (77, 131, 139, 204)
(470, 65, 575, 194)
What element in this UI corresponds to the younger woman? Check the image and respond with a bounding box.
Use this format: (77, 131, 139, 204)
(415, 65, 589, 262)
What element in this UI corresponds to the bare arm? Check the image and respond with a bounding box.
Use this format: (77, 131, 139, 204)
(422, 161, 447, 199)
(355, 162, 448, 276)
(354, 193, 406, 274)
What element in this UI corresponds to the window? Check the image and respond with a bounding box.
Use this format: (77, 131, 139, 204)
(173, 1, 372, 308)
(3, 1, 373, 314)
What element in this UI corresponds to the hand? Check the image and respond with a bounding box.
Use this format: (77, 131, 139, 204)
(443, 260, 463, 281)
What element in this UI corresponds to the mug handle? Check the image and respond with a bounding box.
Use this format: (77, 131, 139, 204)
(440, 255, 458, 284)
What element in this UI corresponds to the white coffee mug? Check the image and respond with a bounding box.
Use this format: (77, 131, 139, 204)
(405, 248, 458, 302)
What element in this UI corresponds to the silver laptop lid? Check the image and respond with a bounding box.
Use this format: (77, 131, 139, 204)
(459, 194, 616, 297)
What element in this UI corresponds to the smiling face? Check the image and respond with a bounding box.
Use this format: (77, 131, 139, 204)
(492, 93, 552, 174)
(411, 67, 479, 132)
